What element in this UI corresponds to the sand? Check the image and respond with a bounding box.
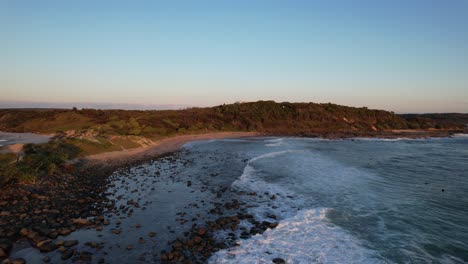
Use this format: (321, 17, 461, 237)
(85, 132, 260, 165)
(0, 131, 52, 154)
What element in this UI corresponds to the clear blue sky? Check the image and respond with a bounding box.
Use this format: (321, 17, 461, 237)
(1, 0, 467, 113)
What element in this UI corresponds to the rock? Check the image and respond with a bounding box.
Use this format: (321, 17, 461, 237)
(71, 218, 88, 225)
(61, 249, 74, 260)
(57, 246, 66, 253)
(148, 232, 156, 237)
(42, 256, 51, 263)
(86, 241, 98, 248)
(63, 240, 78, 247)
(0, 239, 12, 257)
(58, 228, 71, 236)
(269, 222, 278, 228)
(193, 236, 202, 244)
(1, 259, 26, 264)
(36, 239, 52, 248)
(272, 258, 286, 264)
(31, 194, 48, 201)
(197, 228, 207, 236)
(37, 241, 57, 253)
(47, 231, 58, 239)
(112, 229, 121, 235)
(127, 245, 133, 250)
(135, 224, 141, 228)
(19, 228, 28, 237)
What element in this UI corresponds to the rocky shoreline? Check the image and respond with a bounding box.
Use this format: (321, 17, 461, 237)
(0, 161, 112, 263)
(0, 132, 464, 263)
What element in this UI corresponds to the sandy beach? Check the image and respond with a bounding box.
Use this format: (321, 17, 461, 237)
(85, 132, 260, 165)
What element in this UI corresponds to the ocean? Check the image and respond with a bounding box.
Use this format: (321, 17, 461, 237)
(11, 136, 468, 263)
(197, 136, 468, 263)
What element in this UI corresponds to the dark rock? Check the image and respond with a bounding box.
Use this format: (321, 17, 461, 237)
(37, 241, 57, 253)
(61, 249, 74, 260)
(272, 258, 286, 264)
(63, 240, 78, 247)
(197, 228, 207, 236)
(0, 239, 12, 257)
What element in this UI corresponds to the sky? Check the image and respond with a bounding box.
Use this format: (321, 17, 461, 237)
(1, 0, 467, 113)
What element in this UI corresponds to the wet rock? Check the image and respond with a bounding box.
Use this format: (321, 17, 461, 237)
(148, 232, 156, 237)
(37, 241, 57, 253)
(61, 249, 74, 260)
(272, 258, 286, 264)
(58, 228, 71, 236)
(5, 259, 26, 264)
(0, 248, 7, 259)
(71, 218, 88, 225)
(57, 246, 67, 253)
(197, 228, 207, 236)
(89, 241, 99, 248)
(0, 239, 12, 258)
(63, 240, 78, 247)
(19, 228, 28, 237)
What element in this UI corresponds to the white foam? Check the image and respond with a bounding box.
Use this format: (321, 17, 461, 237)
(352, 137, 411, 142)
(223, 149, 387, 263)
(209, 208, 384, 264)
(264, 138, 284, 147)
(451, 133, 468, 138)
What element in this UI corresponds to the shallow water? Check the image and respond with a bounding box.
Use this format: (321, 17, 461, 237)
(11, 136, 468, 263)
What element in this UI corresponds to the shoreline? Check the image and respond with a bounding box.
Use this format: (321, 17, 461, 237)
(81, 129, 461, 168)
(83, 131, 261, 166)
(1, 131, 466, 263)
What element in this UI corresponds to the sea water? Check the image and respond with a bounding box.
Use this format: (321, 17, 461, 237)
(200, 137, 468, 263)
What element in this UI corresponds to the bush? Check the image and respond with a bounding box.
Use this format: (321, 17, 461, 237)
(0, 141, 82, 185)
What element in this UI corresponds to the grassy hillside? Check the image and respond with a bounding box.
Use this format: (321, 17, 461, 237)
(0, 101, 410, 136)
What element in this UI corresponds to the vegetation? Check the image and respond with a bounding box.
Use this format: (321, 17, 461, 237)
(0, 101, 418, 136)
(1, 101, 465, 186)
(0, 141, 81, 186)
(400, 113, 468, 130)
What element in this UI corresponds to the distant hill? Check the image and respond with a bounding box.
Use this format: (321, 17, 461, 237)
(0, 101, 413, 136)
(399, 113, 468, 129)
